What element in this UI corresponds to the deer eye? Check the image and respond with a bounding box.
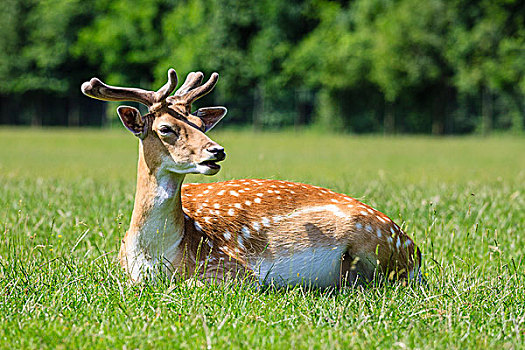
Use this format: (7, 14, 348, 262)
(158, 125, 175, 136)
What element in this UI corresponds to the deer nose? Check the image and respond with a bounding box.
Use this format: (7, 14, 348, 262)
(207, 146, 226, 161)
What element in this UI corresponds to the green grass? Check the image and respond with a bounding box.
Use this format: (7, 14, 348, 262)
(0, 128, 524, 349)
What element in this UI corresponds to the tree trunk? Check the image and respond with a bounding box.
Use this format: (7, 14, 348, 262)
(253, 84, 264, 131)
(510, 89, 524, 133)
(384, 100, 395, 134)
(30, 93, 42, 127)
(431, 89, 445, 135)
(294, 88, 313, 131)
(481, 86, 493, 136)
(68, 95, 80, 127)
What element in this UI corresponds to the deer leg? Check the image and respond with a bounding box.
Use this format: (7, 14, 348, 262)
(340, 251, 378, 287)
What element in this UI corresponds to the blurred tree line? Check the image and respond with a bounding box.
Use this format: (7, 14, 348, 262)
(0, 0, 523, 133)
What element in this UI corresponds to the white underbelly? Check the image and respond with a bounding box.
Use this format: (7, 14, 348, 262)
(250, 246, 346, 288)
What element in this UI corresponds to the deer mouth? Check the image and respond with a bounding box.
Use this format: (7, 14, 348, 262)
(199, 160, 221, 170)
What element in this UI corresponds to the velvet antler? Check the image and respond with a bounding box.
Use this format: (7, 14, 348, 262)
(81, 69, 179, 107)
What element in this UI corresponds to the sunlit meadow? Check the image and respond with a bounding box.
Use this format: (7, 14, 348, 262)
(0, 128, 524, 349)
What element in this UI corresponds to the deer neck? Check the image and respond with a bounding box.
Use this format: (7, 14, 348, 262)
(121, 143, 186, 280)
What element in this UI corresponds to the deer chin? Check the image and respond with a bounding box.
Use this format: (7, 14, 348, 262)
(157, 155, 220, 176)
(160, 162, 220, 176)
(195, 161, 221, 175)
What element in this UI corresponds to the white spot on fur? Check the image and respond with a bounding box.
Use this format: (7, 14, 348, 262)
(218, 190, 225, 195)
(252, 222, 260, 231)
(396, 236, 401, 249)
(213, 203, 220, 209)
(360, 211, 368, 216)
(365, 224, 372, 232)
(241, 226, 251, 238)
(355, 223, 363, 230)
(245, 200, 252, 206)
(254, 198, 262, 204)
(376, 228, 382, 238)
(238, 235, 245, 250)
(261, 217, 271, 227)
(194, 222, 202, 231)
(228, 209, 235, 216)
(230, 190, 239, 197)
(377, 216, 386, 223)
(234, 203, 242, 209)
(404, 239, 412, 248)
(204, 217, 211, 223)
(256, 193, 263, 197)
(331, 198, 339, 203)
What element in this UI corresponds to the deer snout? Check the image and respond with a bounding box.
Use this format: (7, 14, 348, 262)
(207, 146, 226, 161)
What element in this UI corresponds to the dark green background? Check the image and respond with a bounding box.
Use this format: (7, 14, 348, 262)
(1, 0, 524, 134)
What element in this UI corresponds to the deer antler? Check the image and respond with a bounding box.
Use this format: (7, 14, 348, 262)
(168, 72, 219, 108)
(81, 69, 179, 107)
(82, 68, 220, 114)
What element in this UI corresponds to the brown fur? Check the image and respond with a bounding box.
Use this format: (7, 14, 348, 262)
(181, 179, 421, 284)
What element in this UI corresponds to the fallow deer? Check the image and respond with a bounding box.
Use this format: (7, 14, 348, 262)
(81, 68, 422, 287)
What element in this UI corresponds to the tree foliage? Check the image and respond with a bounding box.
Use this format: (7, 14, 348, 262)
(0, 0, 524, 133)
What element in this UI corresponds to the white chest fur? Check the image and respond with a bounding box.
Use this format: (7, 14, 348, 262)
(124, 175, 184, 281)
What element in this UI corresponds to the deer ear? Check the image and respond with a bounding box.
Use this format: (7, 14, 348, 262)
(193, 107, 227, 132)
(117, 106, 148, 139)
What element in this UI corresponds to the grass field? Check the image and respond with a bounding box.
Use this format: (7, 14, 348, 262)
(0, 128, 524, 349)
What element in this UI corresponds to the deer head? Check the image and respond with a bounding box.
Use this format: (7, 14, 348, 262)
(81, 69, 227, 176)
